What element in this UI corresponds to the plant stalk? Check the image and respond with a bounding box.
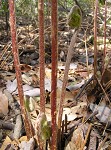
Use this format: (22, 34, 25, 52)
(38, 0, 45, 149)
(8, 0, 33, 140)
(94, 0, 98, 77)
(57, 30, 78, 147)
(51, 0, 58, 149)
(38, 0, 45, 114)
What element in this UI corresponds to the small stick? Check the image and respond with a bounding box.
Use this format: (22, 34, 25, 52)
(75, 76, 93, 101)
(80, 123, 92, 150)
(95, 75, 111, 106)
(61, 120, 64, 141)
(98, 134, 108, 150)
(84, 32, 89, 77)
(65, 114, 67, 133)
(83, 111, 98, 124)
(102, 114, 110, 136)
(82, 115, 86, 123)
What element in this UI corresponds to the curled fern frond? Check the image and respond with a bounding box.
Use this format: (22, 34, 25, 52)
(67, 5, 82, 29)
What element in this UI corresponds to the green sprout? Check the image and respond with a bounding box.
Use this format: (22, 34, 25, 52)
(99, 0, 105, 5)
(24, 95, 35, 112)
(40, 114, 51, 140)
(67, 5, 82, 29)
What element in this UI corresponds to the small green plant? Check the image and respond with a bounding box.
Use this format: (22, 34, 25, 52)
(40, 114, 51, 140)
(36, 113, 51, 141)
(24, 96, 35, 112)
(67, 5, 82, 29)
(0, 0, 8, 13)
(99, 0, 105, 5)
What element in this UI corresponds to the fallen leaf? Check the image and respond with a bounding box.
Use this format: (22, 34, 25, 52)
(0, 136, 12, 150)
(20, 64, 32, 72)
(24, 88, 40, 97)
(6, 79, 17, 93)
(90, 103, 111, 125)
(12, 84, 34, 95)
(19, 136, 27, 142)
(65, 123, 89, 150)
(22, 74, 32, 85)
(19, 137, 35, 150)
(0, 90, 8, 115)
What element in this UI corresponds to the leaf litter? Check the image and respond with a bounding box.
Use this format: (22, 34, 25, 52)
(1, 4, 111, 150)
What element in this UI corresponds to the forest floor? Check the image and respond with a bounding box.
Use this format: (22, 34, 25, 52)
(0, 5, 111, 150)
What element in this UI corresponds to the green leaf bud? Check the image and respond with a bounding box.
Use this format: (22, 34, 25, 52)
(24, 95, 35, 112)
(99, 0, 105, 5)
(67, 5, 82, 29)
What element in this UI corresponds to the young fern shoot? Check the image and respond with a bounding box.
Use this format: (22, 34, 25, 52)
(57, 5, 82, 146)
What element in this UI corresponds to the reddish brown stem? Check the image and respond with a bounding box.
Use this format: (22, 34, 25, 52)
(8, 0, 33, 139)
(103, 1, 107, 58)
(51, 0, 58, 149)
(94, 0, 98, 77)
(38, 0, 45, 149)
(103, 1, 107, 72)
(38, 0, 45, 113)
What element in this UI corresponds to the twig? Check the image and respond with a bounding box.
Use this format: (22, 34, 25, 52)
(13, 111, 22, 139)
(74, 76, 94, 101)
(95, 75, 111, 106)
(65, 114, 67, 133)
(83, 111, 98, 124)
(84, 32, 89, 77)
(67, 119, 82, 130)
(80, 123, 92, 150)
(61, 120, 64, 141)
(102, 114, 110, 136)
(98, 134, 108, 150)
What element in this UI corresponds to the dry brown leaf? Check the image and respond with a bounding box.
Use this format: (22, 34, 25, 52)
(0, 90, 8, 115)
(19, 137, 35, 150)
(6, 79, 17, 93)
(0, 136, 15, 150)
(102, 68, 111, 85)
(20, 64, 32, 72)
(19, 136, 27, 142)
(90, 103, 111, 124)
(65, 123, 89, 150)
